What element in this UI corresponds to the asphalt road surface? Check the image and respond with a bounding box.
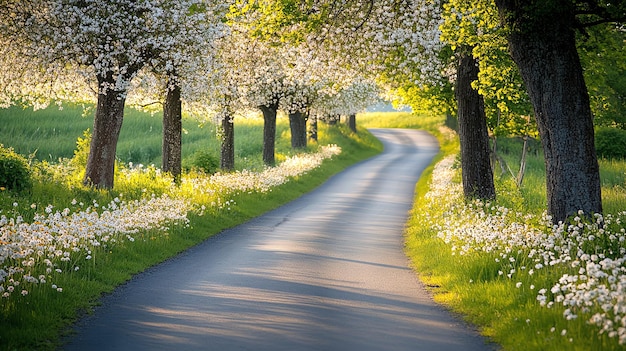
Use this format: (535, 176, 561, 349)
(63, 129, 496, 351)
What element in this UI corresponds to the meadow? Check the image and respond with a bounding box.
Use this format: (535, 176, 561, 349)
(0, 104, 295, 171)
(0, 106, 382, 350)
(360, 112, 626, 351)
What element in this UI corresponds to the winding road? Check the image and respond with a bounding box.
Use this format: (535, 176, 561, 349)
(63, 129, 495, 351)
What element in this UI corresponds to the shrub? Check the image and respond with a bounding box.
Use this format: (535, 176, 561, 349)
(71, 129, 91, 169)
(187, 150, 219, 174)
(0, 145, 32, 192)
(596, 127, 626, 159)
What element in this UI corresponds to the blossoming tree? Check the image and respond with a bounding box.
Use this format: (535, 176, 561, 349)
(0, 0, 224, 188)
(126, 2, 227, 178)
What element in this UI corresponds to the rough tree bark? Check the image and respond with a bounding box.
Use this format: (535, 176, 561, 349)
(347, 114, 356, 133)
(494, 0, 602, 223)
(220, 114, 235, 171)
(260, 104, 278, 166)
(456, 48, 496, 200)
(83, 81, 126, 189)
(289, 111, 307, 149)
(162, 77, 182, 179)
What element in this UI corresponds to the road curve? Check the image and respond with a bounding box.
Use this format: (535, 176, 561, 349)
(63, 129, 495, 351)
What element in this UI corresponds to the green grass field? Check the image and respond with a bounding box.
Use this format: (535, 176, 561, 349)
(0, 104, 294, 170)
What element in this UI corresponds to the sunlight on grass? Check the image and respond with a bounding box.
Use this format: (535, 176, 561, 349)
(407, 154, 626, 351)
(0, 111, 380, 350)
(363, 111, 626, 351)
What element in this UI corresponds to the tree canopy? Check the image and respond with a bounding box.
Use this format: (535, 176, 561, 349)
(0, 0, 624, 222)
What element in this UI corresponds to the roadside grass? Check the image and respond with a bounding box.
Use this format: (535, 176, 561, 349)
(360, 111, 626, 351)
(0, 107, 382, 351)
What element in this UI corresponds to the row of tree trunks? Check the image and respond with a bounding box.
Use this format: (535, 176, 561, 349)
(84, 90, 356, 189)
(494, 0, 602, 222)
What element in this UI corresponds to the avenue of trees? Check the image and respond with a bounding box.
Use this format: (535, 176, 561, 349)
(1, 0, 624, 224)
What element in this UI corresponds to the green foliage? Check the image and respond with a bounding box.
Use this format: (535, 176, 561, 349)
(595, 127, 626, 159)
(392, 82, 456, 117)
(71, 129, 91, 169)
(440, 0, 536, 139)
(0, 145, 32, 192)
(578, 24, 626, 129)
(187, 150, 220, 174)
(229, 0, 326, 43)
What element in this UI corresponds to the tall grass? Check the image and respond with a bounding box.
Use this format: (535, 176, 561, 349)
(494, 137, 626, 214)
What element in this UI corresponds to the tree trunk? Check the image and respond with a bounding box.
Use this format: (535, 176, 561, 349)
(162, 78, 182, 180)
(289, 111, 307, 149)
(323, 114, 339, 125)
(308, 114, 318, 142)
(260, 104, 278, 166)
(83, 86, 126, 189)
(495, 0, 602, 223)
(220, 114, 235, 171)
(455, 48, 496, 200)
(347, 114, 357, 133)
